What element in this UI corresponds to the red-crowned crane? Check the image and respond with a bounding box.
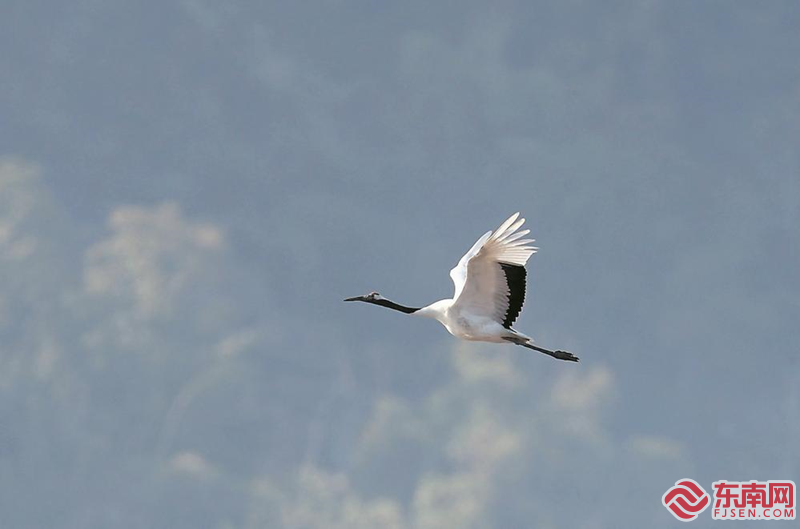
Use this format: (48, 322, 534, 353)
(345, 213, 578, 362)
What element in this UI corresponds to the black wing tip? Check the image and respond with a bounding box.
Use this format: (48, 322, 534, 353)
(499, 263, 526, 329)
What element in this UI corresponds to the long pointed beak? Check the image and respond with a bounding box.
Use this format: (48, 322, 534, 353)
(344, 296, 363, 302)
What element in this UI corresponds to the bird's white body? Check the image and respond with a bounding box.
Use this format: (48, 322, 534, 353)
(415, 300, 527, 343)
(346, 213, 578, 361)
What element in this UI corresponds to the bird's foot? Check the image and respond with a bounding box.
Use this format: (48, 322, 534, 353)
(553, 350, 579, 362)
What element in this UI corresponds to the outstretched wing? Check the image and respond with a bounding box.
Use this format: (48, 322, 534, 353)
(449, 213, 537, 328)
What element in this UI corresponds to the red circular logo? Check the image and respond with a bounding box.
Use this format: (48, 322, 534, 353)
(662, 479, 711, 522)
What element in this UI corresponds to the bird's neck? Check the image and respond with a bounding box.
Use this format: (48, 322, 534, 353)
(372, 298, 421, 314)
(413, 299, 451, 320)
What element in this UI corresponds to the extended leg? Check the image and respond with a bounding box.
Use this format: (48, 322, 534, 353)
(504, 338, 579, 362)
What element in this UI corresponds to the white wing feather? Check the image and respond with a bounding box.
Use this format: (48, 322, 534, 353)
(449, 213, 538, 324)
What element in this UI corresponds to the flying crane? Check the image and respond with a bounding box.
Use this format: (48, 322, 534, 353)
(345, 213, 578, 362)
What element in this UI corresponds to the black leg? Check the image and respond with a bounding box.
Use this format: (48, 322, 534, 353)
(505, 339, 579, 362)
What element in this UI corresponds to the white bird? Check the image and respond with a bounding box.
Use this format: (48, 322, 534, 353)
(345, 213, 578, 362)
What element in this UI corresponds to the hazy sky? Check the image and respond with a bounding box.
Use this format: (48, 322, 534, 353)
(2, 2, 799, 528)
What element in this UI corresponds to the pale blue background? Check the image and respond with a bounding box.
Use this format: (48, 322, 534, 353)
(1, 2, 799, 528)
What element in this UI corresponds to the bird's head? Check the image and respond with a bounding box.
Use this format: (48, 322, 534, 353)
(344, 291, 383, 303)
